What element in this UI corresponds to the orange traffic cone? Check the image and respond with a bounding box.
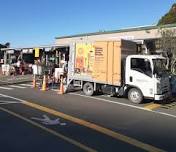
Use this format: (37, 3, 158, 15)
(41, 75, 48, 91)
(32, 75, 37, 88)
(58, 77, 64, 94)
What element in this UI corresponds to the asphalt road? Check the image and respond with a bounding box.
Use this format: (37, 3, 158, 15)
(0, 83, 176, 152)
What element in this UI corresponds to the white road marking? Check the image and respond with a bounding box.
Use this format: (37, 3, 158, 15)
(101, 95, 112, 97)
(19, 84, 33, 87)
(0, 107, 97, 152)
(0, 80, 8, 82)
(70, 93, 148, 111)
(31, 114, 66, 126)
(51, 89, 58, 92)
(69, 93, 176, 119)
(152, 110, 176, 118)
(9, 85, 26, 89)
(29, 82, 40, 85)
(0, 101, 20, 105)
(0, 100, 20, 103)
(0, 92, 176, 120)
(0, 86, 13, 90)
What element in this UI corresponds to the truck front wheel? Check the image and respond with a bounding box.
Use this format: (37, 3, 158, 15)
(83, 82, 94, 96)
(128, 88, 143, 104)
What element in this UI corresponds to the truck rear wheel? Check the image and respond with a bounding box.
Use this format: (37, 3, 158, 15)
(83, 82, 94, 96)
(128, 88, 143, 104)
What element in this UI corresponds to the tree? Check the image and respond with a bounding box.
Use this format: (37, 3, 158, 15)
(0, 42, 10, 62)
(5, 42, 10, 48)
(158, 28, 176, 74)
(0, 42, 10, 49)
(158, 3, 176, 25)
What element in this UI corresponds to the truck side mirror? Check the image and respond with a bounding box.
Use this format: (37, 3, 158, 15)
(154, 73, 157, 78)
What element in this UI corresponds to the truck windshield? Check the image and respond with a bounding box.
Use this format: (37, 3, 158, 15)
(152, 59, 167, 76)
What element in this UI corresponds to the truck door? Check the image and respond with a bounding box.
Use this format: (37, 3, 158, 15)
(126, 57, 154, 98)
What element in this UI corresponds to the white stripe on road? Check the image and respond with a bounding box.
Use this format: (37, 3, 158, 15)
(69, 93, 176, 119)
(0, 101, 20, 105)
(9, 85, 26, 89)
(19, 84, 33, 87)
(0, 107, 97, 152)
(0, 93, 166, 152)
(51, 89, 58, 92)
(0, 92, 176, 120)
(69, 93, 148, 111)
(0, 86, 13, 90)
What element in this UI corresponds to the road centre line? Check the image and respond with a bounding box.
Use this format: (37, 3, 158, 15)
(0, 93, 165, 152)
(0, 107, 97, 152)
(69, 93, 176, 119)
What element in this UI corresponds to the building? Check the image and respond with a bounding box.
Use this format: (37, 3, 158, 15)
(55, 24, 176, 54)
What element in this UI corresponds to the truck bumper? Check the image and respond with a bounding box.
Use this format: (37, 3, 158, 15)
(154, 92, 171, 100)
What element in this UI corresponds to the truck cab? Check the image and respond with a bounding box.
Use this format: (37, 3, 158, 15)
(125, 55, 171, 103)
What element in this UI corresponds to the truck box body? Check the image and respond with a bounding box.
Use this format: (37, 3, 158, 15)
(69, 40, 136, 86)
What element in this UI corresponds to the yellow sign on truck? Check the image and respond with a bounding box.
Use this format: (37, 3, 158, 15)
(75, 43, 95, 74)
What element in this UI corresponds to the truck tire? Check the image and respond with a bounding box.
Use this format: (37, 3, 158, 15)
(128, 88, 143, 104)
(83, 82, 94, 96)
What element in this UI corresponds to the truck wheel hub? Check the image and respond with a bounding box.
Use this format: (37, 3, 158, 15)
(87, 87, 92, 93)
(131, 91, 139, 100)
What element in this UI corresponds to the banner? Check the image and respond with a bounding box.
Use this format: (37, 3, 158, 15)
(35, 48, 40, 57)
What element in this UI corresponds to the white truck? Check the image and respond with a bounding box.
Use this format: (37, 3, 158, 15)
(64, 40, 171, 103)
(124, 54, 170, 103)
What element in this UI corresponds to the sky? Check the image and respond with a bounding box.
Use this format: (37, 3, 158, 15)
(0, 0, 175, 47)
